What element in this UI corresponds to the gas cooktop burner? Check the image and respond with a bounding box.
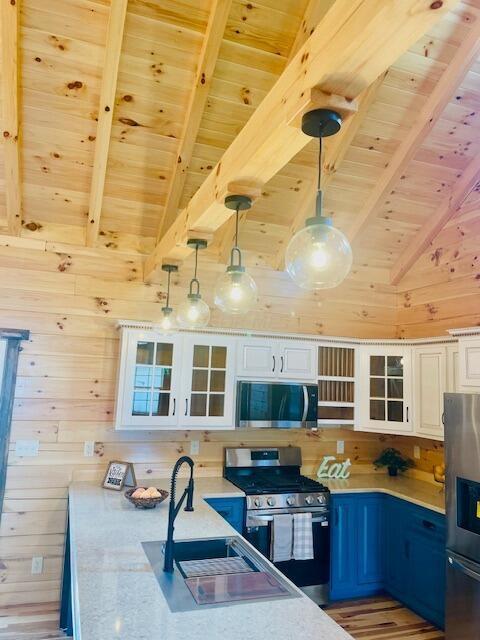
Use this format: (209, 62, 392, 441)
(228, 473, 327, 495)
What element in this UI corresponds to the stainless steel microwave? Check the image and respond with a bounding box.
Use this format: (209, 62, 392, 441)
(236, 381, 318, 429)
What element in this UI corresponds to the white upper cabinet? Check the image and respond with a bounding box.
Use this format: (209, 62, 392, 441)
(115, 328, 182, 430)
(356, 345, 413, 435)
(413, 345, 447, 440)
(237, 338, 316, 382)
(180, 334, 236, 429)
(446, 343, 459, 393)
(236, 339, 277, 378)
(458, 336, 480, 389)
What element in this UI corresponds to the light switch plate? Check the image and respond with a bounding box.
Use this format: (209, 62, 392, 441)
(84, 441, 95, 457)
(414, 445, 421, 460)
(337, 440, 345, 455)
(190, 440, 200, 455)
(31, 556, 43, 575)
(15, 440, 39, 457)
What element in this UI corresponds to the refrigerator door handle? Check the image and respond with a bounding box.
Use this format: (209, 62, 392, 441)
(448, 554, 480, 583)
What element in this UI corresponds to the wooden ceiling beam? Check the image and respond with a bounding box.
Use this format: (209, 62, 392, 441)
(156, 0, 232, 241)
(1, 0, 21, 236)
(346, 15, 480, 245)
(85, 0, 128, 247)
(273, 73, 385, 271)
(216, 0, 336, 265)
(390, 155, 480, 285)
(144, 0, 457, 281)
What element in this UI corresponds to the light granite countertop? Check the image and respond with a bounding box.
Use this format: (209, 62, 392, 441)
(69, 478, 353, 640)
(317, 473, 446, 514)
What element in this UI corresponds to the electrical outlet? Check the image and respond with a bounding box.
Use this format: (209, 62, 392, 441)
(84, 441, 95, 457)
(190, 440, 200, 455)
(15, 440, 39, 457)
(337, 440, 345, 455)
(414, 445, 421, 460)
(31, 556, 43, 575)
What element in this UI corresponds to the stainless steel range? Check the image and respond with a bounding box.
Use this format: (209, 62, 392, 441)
(224, 446, 330, 605)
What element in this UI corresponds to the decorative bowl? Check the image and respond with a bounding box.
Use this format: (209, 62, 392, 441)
(124, 487, 169, 509)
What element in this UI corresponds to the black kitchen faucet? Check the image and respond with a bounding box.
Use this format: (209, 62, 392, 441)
(163, 456, 195, 573)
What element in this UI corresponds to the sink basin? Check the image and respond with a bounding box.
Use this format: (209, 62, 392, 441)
(142, 536, 299, 612)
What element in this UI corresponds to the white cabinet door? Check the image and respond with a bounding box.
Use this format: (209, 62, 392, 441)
(115, 329, 182, 429)
(356, 345, 413, 434)
(447, 343, 459, 393)
(278, 343, 317, 381)
(414, 345, 446, 440)
(459, 337, 480, 388)
(181, 335, 235, 429)
(236, 339, 277, 378)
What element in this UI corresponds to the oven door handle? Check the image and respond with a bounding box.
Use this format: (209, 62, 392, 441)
(247, 513, 327, 527)
(302, 385, 309, 423)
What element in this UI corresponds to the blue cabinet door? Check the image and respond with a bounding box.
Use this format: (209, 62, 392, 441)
(330, 495, 357, 600)
(385, 497, 410, 601)
(357, 495, 385, 589)
(205, 497, 244, 533)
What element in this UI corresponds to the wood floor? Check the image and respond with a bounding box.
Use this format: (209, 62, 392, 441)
(327, 595, 445, 639)
(0, 596, 443, 639)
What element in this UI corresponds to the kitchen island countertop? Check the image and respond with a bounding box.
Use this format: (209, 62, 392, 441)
(69, 478, 352, 640)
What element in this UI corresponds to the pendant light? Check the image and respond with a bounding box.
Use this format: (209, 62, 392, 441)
(155, 264, 178, 333)
(285, 109, 353, 290)
(214, 195, 258, 314)
(177, 239, 210, 328)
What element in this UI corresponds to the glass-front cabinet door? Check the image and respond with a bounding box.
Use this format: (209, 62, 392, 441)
(181, 335, 235, 429)
(356, 346, 412, 434)
(115, 329, 182, 429)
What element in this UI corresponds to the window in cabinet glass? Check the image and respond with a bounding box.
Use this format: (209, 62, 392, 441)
(131, 341, 174, 417)
(369, 354, 404, 422)
(189, 345, 227, 417)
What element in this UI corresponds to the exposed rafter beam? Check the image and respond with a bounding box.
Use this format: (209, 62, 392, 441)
(156, 0, 232, 241)
(144, 0, 457, 281)
(273, 72, 385, 271)
(86, 0, 128, 247)
(1, 0, 21, 235)
(216, 0, 336, 265)
(346, 16, 480, 244)
(390, 155, 480, 285)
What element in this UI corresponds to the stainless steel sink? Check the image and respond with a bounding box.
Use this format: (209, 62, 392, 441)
(142, 536, 299, 612)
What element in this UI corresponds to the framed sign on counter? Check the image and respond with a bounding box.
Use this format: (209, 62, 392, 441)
(102, 460, 136, 491)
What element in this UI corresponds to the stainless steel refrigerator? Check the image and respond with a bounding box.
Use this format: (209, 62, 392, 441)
(445, 393, 480, 639)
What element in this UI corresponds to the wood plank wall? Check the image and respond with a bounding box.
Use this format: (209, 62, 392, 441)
(0, 239, 441, 617)
(396, 192, 480, 338)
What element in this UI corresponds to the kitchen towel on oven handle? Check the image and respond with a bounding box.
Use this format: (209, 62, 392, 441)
(293, 512, 314, 560)
(271, 513, 293, 563)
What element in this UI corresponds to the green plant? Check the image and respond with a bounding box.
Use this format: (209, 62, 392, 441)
(373, 448, 413, 473)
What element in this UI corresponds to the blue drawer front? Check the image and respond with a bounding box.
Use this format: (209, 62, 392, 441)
(205, 497, 244, 533)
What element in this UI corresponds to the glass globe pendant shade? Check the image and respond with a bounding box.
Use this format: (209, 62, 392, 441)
(177, 293, 210, 329)
(155, 306, 177, 333)
(214, 265, 258, 315)
(285, 217, 353, 290)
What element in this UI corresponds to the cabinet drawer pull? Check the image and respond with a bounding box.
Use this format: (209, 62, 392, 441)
(185, 398, 189, 416)
(423, 519, 436, 531)
(172, 398, 176, 416)
(272, 355, 276, 372)
(280, 356, 284, 373)
(406, 406, 409, 422)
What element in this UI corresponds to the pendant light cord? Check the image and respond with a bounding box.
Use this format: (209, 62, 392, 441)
(234, 203, 240, 248)
(165, 269, 171, 307)
(193, 243, 199, 280)
(189, 243, 201, 296)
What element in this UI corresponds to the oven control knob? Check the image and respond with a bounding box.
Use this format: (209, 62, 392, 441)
(317, 494, 326, 504)
(254, 498, 263, 508)
(267, 497, 276, 507)
(286, 496, 296, 506)
(305, 495, 314, 505)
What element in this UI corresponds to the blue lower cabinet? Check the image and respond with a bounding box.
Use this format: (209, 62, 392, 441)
(205, 497, 244, 533)
(330, 493, 384, 600)
(331, 492, 446, 630)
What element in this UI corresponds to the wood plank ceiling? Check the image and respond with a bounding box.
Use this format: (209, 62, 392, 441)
(0, 0, 479, 333)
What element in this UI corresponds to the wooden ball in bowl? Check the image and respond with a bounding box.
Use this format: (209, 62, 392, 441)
(124, 486, 169, 509)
